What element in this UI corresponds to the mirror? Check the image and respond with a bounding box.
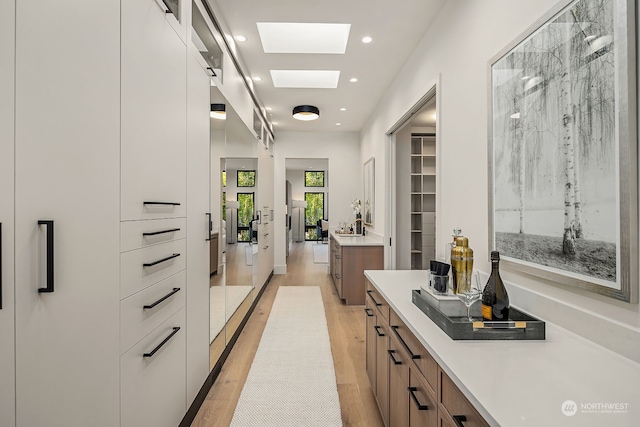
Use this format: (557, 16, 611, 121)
(209, 86, 259, 370)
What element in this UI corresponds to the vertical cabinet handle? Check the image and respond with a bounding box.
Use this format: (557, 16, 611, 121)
(206, 213, 212, 241)
(38, 220, 54, 293)
(388, 349, 402, 365)
(452, 415, 467, 427)
(408, 387, 429, 411)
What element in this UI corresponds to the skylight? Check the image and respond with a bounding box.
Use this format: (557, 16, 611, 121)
(257, 22, 351, 54)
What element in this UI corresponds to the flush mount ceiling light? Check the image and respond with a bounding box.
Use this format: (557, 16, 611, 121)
(210, 103, 226, 120)
(292, 105, 320, 121)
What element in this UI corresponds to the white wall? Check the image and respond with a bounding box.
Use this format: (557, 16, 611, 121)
(360, 0, 640, 362)
(274, 131, 360, 273)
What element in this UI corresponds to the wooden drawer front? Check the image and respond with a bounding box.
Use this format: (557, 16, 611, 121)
(440, 370, 489, 427)
(409, 367, 437, 427)
(366, 280, 389, 322)
(365, 300, 377, 393)
(120, 218, 186, 252)
(388, 336, 409, 427)
(390, 310, 437, 392)
(121, 308, 186, 427)
(374, 321, 389, 425)
(121, 239, 186, 299)
(120, 270, 186, 354)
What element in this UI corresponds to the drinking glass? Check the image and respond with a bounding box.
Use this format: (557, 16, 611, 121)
(456, 271, 482, 322)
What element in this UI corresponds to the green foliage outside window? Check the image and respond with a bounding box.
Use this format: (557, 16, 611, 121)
(305, 192, 324, 226)
(222, 171, 226, 187)
(237, 193, 254, 227)
(238, 170, 256, 187)
(222, 192, 226, 221)
(305, 171, 324, 187)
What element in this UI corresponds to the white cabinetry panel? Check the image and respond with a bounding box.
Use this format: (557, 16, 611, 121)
(121, 308, 186, 427)
(120, 239, 186, 299)
(14, 0, 121, 425)
(0, 1, 15, 425)
(120, 270, 186, 354)
(185, 47, 212, 406)
(121, 0, 187, 221)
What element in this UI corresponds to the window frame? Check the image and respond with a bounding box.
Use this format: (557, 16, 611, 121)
(304, 170, 325, 187)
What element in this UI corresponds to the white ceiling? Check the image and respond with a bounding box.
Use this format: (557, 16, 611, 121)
(285, 158, 328, 171)
(211, 0, 446, 133)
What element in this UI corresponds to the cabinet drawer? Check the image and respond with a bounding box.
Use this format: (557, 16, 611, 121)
(440, 370, 489, 427)
(366, 280, 389, 322)
(121, 308, 186, 427)
(409, 367, 437, 427)
(121, 239, 186, 299)
(120, 270, 186, 354)
(390, 310, 438, 392)
(121, 218, 186, 252)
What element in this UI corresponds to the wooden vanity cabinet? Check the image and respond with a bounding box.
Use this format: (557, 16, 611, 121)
(330, 236, 383, 305)
(365, 278, 489, 427)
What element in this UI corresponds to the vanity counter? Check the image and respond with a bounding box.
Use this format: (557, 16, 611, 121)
(364, 269, 640, 426)
(330, 230, 384, 246)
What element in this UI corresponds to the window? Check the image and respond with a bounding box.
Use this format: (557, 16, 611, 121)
(237, 193, 254, 242)
(222, 192, 226, 221)
(305, 171, 324, 187)
(237, 170, 256, 187)
(304, 192, 324, 240)
(222, 170, 226, 187)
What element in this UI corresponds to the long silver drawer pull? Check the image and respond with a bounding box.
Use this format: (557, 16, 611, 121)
(391, 325, 420, 360)
(143, 253, 180, 267)
(408, 387, 429, 411)
(38, 220, 54, 293)
(143, 288, 181, 310)
(142, 228, 180, 237)
(143, 327, 180, 358)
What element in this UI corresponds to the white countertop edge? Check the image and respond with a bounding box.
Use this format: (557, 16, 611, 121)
(330, 230, 383, 246)
(364, 270, 640, 427)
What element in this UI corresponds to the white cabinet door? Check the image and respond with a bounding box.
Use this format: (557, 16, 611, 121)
(121, 0, 187, 221)
(0, 2, 15, 425)
(14, 1, 121, 425)
(185, 49, 212, 406)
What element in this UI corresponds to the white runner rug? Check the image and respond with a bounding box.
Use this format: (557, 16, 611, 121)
(230, 286, 342, 427)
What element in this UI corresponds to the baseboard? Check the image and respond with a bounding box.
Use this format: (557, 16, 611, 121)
(180, 270, 274, 426)
(274, 264, 287, 274)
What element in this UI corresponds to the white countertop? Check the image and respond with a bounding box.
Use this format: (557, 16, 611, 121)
(364, 270, 640, 427)
(330, 230, 383, 246)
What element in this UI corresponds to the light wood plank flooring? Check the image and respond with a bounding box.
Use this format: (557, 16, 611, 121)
(192, 241, 384, 427)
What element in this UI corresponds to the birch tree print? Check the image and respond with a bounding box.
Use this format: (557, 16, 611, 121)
(492, 0, 618, 284)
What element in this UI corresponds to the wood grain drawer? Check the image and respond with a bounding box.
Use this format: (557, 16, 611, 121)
(439, 370, 489, 427)
(121, 239, 186, 299)
(120, 218, 186, 252)
(121, 308, 186, 427)
(366, 280, 389, 322)
(409, 367, 437, 427)
(120, 270, 186, 354)
(390, 310, 438, 393)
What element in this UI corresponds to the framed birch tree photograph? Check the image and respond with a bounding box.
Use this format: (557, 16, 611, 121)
(488, 0, 637, 302)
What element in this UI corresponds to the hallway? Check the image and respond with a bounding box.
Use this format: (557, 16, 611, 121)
(192, 242, 384, 426)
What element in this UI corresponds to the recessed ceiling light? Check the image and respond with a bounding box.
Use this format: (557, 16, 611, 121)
(340, 108, 346, 111)
(350, 77, 358, 83)
(272, 122, 278, 125)
(257, 22, 351, 54)
(271, 70, 340, 88)
(362, 36, 372, 43)
(336, 123, 341, 126)
(266, 107, 273, 111)
(253, 76, 262, 81)
(235, 35, 247, 42)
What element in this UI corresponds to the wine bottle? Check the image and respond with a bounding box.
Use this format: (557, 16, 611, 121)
(481, 251, 509, 321)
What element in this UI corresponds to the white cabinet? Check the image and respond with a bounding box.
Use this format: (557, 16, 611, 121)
(0, 2, 15, 425)
(185, 47, 212, 406)
(121, 0, 187, 221)
(121, 308, 187, 427)
(14, 0, 121, 425)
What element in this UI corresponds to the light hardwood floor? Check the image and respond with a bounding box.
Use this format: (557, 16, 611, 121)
(192, 241, 384, 427)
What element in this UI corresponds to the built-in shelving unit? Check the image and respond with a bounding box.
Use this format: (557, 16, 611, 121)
(410, 134, 436, 269)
